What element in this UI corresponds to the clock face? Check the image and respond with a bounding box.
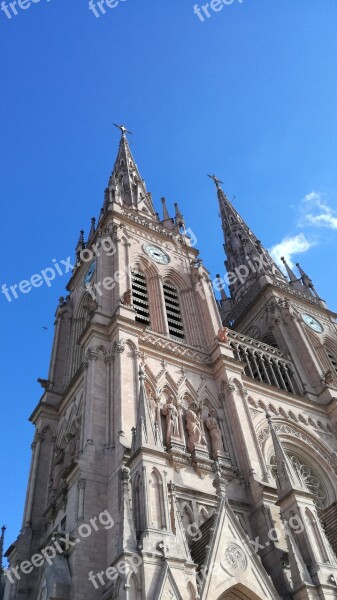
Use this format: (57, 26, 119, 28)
(143, 244, 170, 265)
(84, 261, 96, 284)
(301, 313, 324, 333)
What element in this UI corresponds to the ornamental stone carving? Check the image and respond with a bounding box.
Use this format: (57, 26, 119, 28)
(205, 410, 224, 458)
(185, 403, 206, 452)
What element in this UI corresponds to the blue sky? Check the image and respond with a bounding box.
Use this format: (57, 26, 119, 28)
(1, 0, 337, 553)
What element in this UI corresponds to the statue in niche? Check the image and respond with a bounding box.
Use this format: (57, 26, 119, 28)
(185, 402, 206, 452)
(205, 409, 224, 458)
(52, 446, 65, 491)
(162, 396, 180, 444)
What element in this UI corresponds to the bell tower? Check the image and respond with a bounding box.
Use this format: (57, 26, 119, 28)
(4, 130, 337, 600)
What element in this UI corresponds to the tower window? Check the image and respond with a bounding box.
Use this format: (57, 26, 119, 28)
(131, 270, 150, 326)
(163, 283, 184, 341)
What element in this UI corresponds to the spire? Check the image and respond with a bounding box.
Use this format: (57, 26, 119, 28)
(174, 202, 185, 230)
(106, 125, 157, 218)
(216, 274, 228, 301)
(88, 217, 96, 241)
(75, 230, 85, 261)
(266, 413, 306, 498)
(161, 197, 171, 221)
(296, 262, 320, 298)
(281, 256, 299, 283)
(208, 175, 286, 305)
(280, 257, 304, 292)
(132, 367, 161, 453)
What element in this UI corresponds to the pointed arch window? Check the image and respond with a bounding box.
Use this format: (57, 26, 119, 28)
(131, 270, 150, 326)
(68, 293, 92, 381)
(163, 282, 184, 340)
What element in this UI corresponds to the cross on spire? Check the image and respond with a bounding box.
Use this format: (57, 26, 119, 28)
(207, 173, 223, 188)
(113, 123, 133, 137)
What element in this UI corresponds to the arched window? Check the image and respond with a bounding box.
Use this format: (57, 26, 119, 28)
(270, 450, 328, 510)
(131, 270, 150, 326)
(67, 293, 92, 381)
(163, 282, 184, 340)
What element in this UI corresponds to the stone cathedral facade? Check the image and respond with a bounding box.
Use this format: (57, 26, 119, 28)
(5, 129, 337, 600)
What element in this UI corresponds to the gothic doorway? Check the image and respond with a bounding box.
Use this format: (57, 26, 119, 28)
(218, 584, 263, 600)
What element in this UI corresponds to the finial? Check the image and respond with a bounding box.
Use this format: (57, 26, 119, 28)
(138, 365, 145, 381)
(161, 197, 170, 221)
(89, 217, 96, 240)
(207, 174, 223, 188)
(113, 123, 133, 137)
(174, 202, 185, 229)
(281, 256, 299, 283)
(266, 411, 272, 424)
(216, 274, 227, 301)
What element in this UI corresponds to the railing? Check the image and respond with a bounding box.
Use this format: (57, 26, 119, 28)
(228, 331, 299, 394)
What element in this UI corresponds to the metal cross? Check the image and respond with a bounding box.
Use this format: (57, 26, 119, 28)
(113, 123, 133, 136)
(207, 173, 223, 187)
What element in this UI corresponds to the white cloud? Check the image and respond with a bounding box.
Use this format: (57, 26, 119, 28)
(300, 191, 337, 229)
(269, 233, 314, 270)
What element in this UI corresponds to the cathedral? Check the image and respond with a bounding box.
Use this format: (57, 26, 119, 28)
(4, 127, 337, 600)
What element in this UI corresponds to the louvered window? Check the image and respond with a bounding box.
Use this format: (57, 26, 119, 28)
(132, 270, 150, 326)
(327, 352, 337, 374)
(163, 283, 184, 340)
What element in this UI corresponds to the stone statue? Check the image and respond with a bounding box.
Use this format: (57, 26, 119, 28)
(162, 396, 180, 444)
(205, 409, 224, 458)
(185, 403, 206, 452)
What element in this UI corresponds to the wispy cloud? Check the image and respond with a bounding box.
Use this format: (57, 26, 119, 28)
(301, 191, 337, 229)
(269, 233, 314, 270)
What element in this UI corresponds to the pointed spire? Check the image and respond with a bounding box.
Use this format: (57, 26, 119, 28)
(208, 175, 286, 305)
(132, 367, 161, 453)
(88, 217, 96, 241)
(296, 263, 320, 298)
(76, 230, 85, 261)
(174, 202, 185, 230)
(106, 125, 156, 218)
(280, 257, 304, 293)
(266, 413, 306, 498)
(281, 257, 299, 283)
(216, 274, 228, 301)
(161, 197, 171, 221)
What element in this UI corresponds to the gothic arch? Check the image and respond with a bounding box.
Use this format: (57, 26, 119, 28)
(261, 420, 337, 508)
(160, 267, 188, 292)
(132, 255, 159, 280)
(157, 372, 179, 397)
(125, 572, 142, 600)
(148, 467, 166, 530)
(67, 291, 93, 381)
(218, 584, 263, 600)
